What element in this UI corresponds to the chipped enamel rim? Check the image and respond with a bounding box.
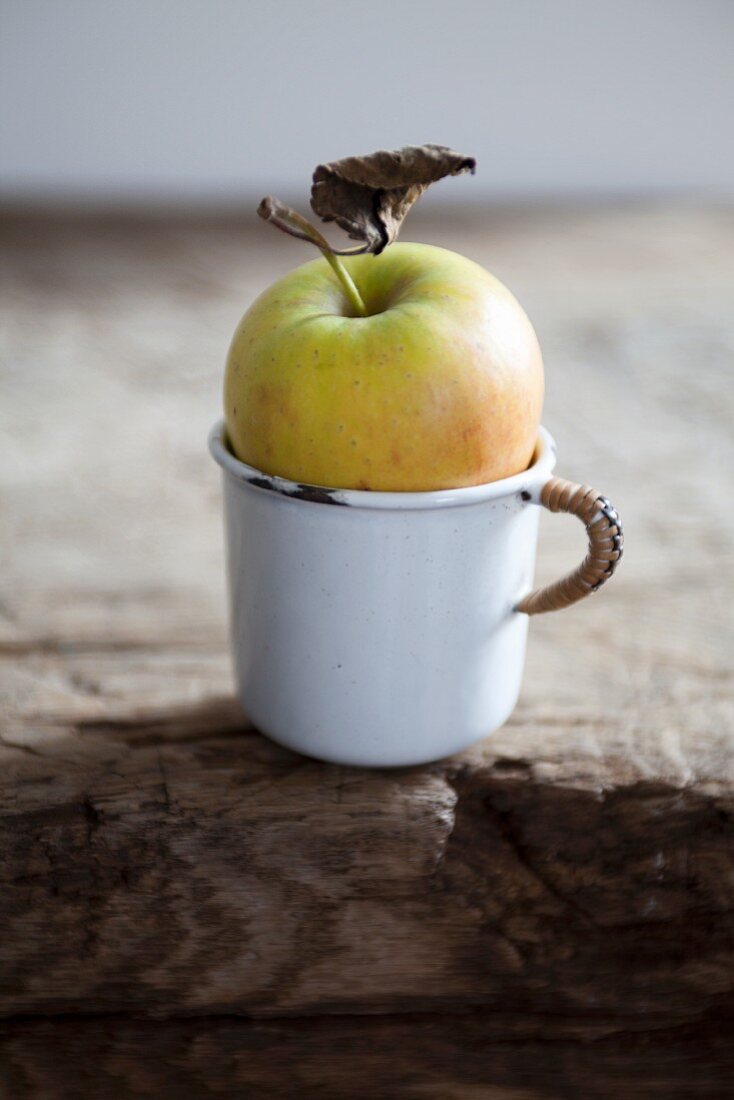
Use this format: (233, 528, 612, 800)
(208, 419, 556, 510)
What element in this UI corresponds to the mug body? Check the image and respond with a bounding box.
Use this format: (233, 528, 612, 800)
(210, 423, 556, 767)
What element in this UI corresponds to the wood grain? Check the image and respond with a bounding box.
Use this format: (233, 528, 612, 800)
(2, 715, 733, 1020)
(2, 1011, 732, 1099)
(1, 205, 733, 1094)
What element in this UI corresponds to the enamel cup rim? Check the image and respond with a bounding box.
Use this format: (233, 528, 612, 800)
(208, 420, 557, 509)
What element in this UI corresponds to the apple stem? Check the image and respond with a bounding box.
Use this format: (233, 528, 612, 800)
(322, 250, 368, 317)
(257, 196, 368, 317)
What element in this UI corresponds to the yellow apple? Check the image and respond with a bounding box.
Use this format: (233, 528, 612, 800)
(224, 242, 543, 491)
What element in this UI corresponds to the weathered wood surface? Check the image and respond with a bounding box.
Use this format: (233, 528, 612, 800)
(1, 206, 733, 1093)
(2, 1010, 732, 1100)
(2, 722, 733, 1021)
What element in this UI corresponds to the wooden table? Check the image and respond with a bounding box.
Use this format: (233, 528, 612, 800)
(1, 205, 733, 1097)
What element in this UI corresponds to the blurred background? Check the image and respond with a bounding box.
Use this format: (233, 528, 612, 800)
(2, 0, 733, 205)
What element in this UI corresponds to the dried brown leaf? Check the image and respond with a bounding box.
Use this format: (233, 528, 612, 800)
(257, 196, 333, 251)
(310, 144, 476, 254)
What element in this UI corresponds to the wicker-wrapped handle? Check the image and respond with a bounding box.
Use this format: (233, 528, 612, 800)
(517, 477, 623, 615)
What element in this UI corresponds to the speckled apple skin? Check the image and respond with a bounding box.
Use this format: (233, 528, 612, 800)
(224, 243, 543, 492)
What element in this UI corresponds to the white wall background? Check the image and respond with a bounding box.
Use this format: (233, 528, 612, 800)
(1, 0, 733, 203)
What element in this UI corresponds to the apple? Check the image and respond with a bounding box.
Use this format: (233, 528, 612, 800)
(224, 242, 543, 492)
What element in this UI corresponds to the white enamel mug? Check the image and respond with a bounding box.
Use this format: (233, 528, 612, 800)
(209, 421, 622, 767)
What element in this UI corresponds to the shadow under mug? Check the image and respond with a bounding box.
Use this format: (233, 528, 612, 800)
(209, 421, 623, 767)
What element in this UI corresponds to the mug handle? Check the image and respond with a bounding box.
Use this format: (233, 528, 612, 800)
(517, 477, 623, 615)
